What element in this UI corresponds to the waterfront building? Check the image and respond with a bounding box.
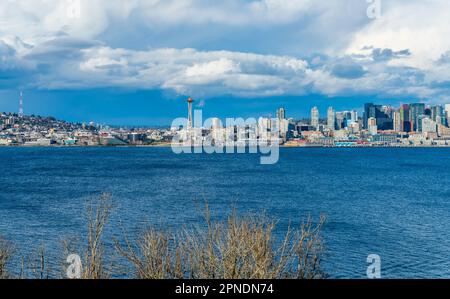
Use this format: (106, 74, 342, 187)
(311, 107, 319, 130)
(348, 121, 361, 134)
(327, 107, 335, 131)
(368, 117, 378, 135)
(438, 124, 450, 137)
(334, 130, 349, 140)
(372, 134, 397, 144)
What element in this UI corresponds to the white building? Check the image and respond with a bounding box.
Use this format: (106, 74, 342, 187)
(311, 107, 319, 130)
(327, 107, 335, 131)
(368, 117, 378, 135)
(421, 117, 437, 133)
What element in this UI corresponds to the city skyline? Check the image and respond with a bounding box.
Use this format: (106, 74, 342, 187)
(2, 90, 450, 127)
(2, 96, 450, 148)
(1, 1, 450, 125)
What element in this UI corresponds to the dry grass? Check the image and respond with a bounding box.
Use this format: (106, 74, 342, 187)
(0, 236, 13, 279)
(63, 193, 113, 279)
(117, 205, 326, 279)
(1, 196, 327, 279)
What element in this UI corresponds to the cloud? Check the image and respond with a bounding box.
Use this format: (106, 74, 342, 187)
(346, 0, 450, 69)
(0, 1, 449, 104)
(330, 58, 366, 79)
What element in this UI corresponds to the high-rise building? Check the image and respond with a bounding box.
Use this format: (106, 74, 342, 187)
(393, 110, 401, 132)
(350, 110, 358, 122)
(327, 107, 335, 130)
(444, 104, 450, 127)
(276, 107, 286, 121)
(400, 104, 411, 132)
(335, 112, 344, 130)
(431, 105, 445, 125)
(364, 103, 377, 129)
(368, 117, 378, 135)
(410, 103, 425, 132)
(311, 106, 319, 130)
(364, 103, 392, 130)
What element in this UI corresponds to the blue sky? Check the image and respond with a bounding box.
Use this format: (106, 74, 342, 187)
(1, 0, 450, 125)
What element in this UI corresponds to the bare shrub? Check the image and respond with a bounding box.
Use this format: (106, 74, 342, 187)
(63, 193, 113, 279)
(0, 236, 13, 279)
(117, 206, 326, 279)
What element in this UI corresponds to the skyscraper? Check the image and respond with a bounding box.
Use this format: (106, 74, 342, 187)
(364, 103, 377, 129)
(445, 104, 450, 127)
(364, 103, 392, 130)
(276, 107, 286, 121)
(335, 112, 345, 130)
(327, 107, 335, 130)
(368, 117, 378, 135)
(400, 104, 411, 132)
(350, 111, 358, 122)
(409, 103, 425, 132)
(431, 105, 445, 125)
(393, 110, 401, 132)
(311, 106, 319, 130)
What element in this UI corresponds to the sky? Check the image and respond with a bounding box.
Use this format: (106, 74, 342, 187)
(1, 0, 450, 125)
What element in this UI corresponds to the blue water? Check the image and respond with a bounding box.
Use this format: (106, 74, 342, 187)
(0, 147, 450, 278)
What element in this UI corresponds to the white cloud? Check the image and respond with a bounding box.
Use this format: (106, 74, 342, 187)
(0, 0, 450, 103)
(346, 0, 450, 69)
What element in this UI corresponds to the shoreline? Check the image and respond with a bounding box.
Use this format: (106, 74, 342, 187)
(1, 144, 450, 149)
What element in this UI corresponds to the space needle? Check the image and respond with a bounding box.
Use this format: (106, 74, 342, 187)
(187, 97, 194, 130)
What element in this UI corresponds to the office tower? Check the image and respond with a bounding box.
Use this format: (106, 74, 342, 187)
(431, 105, 445, 125)
(335, 112, 345, 130)
(382, 105, 394, 118)
(187, 97, 194, 129)
(445, 104, 450, 127)
(393, 110, 401, 132)
(409, 103, 425, 132)
(311, 106, 319, 130)
(364, 103, 377, 129)
(368, 117, 378, 135)
(364, 103, 392, 130)
(350, 110, 358, 122)
(327, 107, 335, 130)
(276, 107, 286, 121)
(400, 104, 411, 132)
